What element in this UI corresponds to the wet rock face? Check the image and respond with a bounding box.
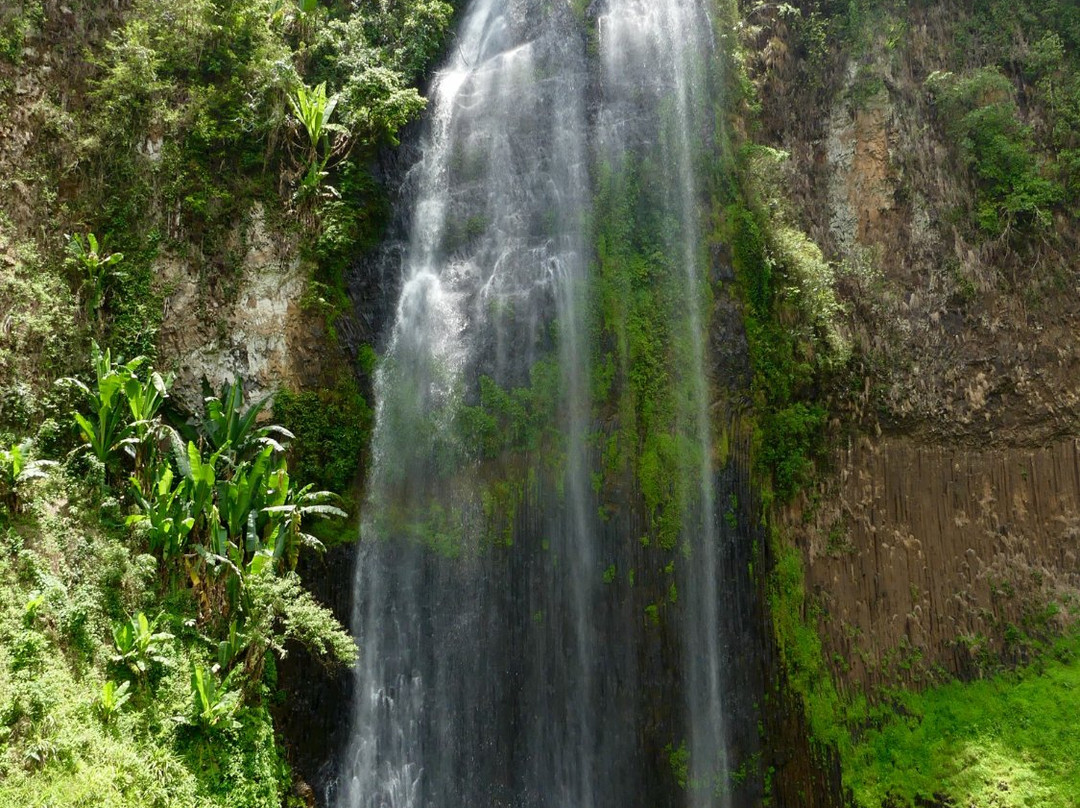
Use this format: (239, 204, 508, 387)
(748, 3, 1080, 448)
(274, 542, 359, 800)
(742, 0, 1080, 703)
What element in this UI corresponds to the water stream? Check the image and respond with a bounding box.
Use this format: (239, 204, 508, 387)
(336, 1, 737, 805)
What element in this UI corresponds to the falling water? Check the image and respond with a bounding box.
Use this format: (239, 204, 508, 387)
(596, 1, 731, 801)
(337, 0, 741, 805)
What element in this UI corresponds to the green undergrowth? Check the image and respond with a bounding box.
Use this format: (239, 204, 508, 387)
(766, 527, 856, 759)
(273, 375, 373, 543)
(927, 66, 1064, 237)
(0, 348, 357, 807)
(766, 519, 1080, 807)
(847, 633, 1080, 807)
(720, 144, 847, 503)
(0, 489, 290, 808)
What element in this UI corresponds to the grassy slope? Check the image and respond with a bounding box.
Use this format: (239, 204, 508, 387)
(0, 481, 289, 808)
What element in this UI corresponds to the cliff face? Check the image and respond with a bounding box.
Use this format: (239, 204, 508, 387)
(742, 0, 1080, 693)
(797, 437, 1080, 689)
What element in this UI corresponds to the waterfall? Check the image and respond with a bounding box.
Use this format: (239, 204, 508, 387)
(336, 0, 739, 806)
(596, 1, 731, 801)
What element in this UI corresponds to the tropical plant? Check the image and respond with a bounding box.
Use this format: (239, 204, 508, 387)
(175, 440, 221, 530)
(23, 590, 46, 624)
(263, 483, 345, 570)
(0, 439, 57, 514)
(237, 569, 358, 684)
(111, 612, 173, 678)
(216, 619, 247, 674)
(61, 342, 143, 467)
(271, 0, 324, 42)
(98, 680, 131, 724)
(288, 81, 347, 204)
(190, 664, 240, 731)
(199, 379, 293, 459)
(65, 232, 125, 327)
(124, 367, 172, 485)
(127, 466, 195, 562)
(217, 445, 282, 544)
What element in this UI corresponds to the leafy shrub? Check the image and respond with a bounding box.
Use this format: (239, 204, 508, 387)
(928, 68, 1064, 235)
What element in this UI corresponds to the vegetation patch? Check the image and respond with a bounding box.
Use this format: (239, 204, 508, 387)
(589, 156, 709, 549)
(719, 145, 846, 503)
(846, 634, 1080, 807)
(0, 346, 356, 807)
(927, 67, 1063, 236)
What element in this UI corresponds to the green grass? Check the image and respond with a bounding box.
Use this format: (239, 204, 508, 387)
(766, 520, 1080, 808)
(847, 636, 1080, 807)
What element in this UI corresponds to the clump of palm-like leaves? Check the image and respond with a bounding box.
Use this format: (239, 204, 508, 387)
(0, 438, 56, 514)
(97, 679, 131, 724)
(57, 350, 356, 732)
(65, 233, 125, 329)
(59, 342, 171, 483)
(288, 80, 349, 207)
(111, 612, 174, 679)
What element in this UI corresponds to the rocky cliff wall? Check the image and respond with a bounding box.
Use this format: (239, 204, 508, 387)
(743, 0, 1080, 699)
(794, 437, 1080, 690)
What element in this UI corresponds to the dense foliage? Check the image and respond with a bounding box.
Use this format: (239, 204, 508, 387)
(0, 344, 357, 806)
(848, 634, 1080, 807)
(720, 144, 846, 503)
(0, 0, 458, 803)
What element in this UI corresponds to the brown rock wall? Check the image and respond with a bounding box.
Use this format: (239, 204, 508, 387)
(791, 437, 1080, 691)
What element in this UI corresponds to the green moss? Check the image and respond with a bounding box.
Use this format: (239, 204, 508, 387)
(847, 635, 1080, 807)
(588, 156, 709, 545)
(722, 166, 839, 502)
(272, 378, 372, 498)
(667, 740, 690, 789)
(766, 527, 853, 757)
(456, 356, 562, 462)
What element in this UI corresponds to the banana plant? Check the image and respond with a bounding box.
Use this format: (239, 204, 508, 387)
(216, 619, 247, 674)
(288, 81, 348, 204)
(190, 664, 240, 731)
(124, 368, 173, 486)
(127, 467, 195, 562)
(61, 342, 144, 467)
(200, 379, 293, 460)
(0, 439, 57, 514)
(111, 612, 173, 678)
(263, 484, 345, 571)
(66, 232, 125, 329)
(173, 440, 221, 537)
(218, 445, 281, 547)
(98, 680, 131, 724)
